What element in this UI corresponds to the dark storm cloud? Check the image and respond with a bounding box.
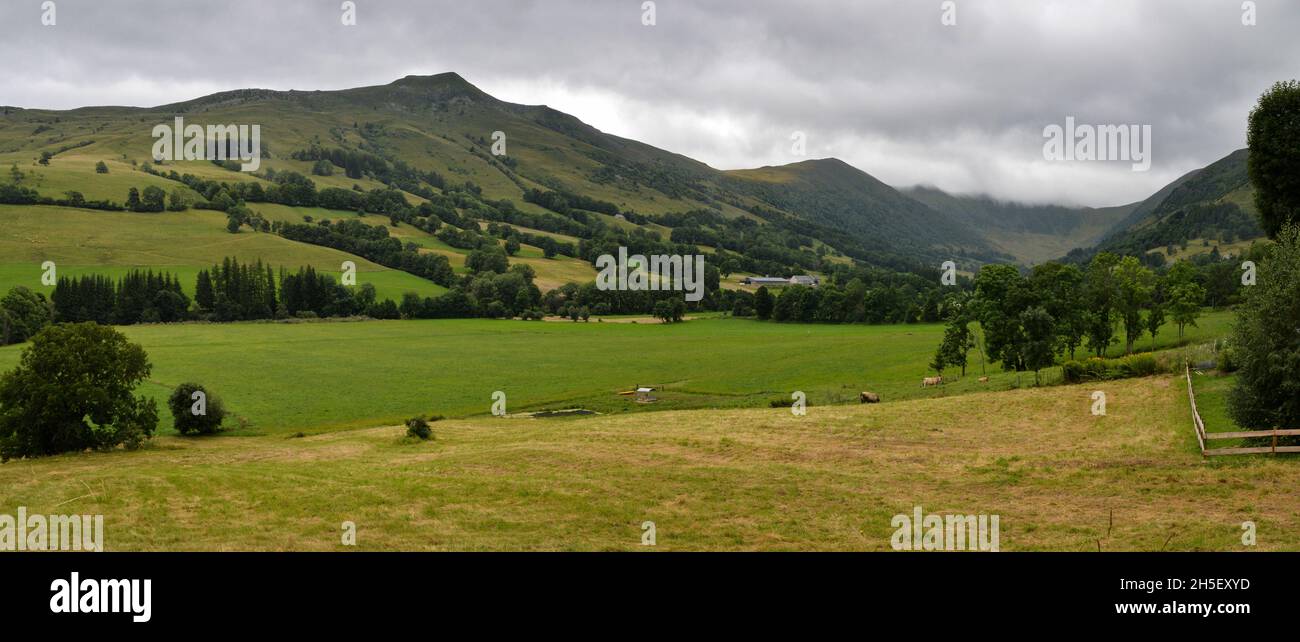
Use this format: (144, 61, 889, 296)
(1, 0, 1295, 205)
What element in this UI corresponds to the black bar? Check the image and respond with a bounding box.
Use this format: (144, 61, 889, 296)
(1, 552, 1286, 630)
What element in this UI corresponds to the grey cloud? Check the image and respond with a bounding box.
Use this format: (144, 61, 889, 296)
(1, 0, 1295, 206)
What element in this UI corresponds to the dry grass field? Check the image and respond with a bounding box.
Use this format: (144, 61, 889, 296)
(3, 375, 1294, 551)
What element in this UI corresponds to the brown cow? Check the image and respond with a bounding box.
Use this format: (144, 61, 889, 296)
(859, 392, 881, 403)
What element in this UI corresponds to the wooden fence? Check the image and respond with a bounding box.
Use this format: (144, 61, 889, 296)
(1184, 365, 1300, 457)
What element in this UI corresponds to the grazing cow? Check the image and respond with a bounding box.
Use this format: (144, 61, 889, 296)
(921, 376, 943, 387)
(978, 376, 989, 383)
(859, 391, 881, 403)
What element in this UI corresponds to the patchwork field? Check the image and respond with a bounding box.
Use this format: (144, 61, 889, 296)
(1, 375, 1293, 551)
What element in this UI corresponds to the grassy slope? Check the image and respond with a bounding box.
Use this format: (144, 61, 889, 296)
(0, 311, 1234, 436)
(1, 374, 1292, 551)
(1, 74, 999, 275)
(1146, 237, 1265, 262)
(1094, 149, 1266, 257)
(0, 204, 447, 301)
(2, 153, 595, 293)
(723, 158, 995, 259)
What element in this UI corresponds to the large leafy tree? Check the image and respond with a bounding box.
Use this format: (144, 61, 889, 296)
(1019, 306, 1057, 385)
(140, 185, 167, 212)
(1113, 256, 1155, 354)
(1083, 252, 1120, 357)
(1030, 262, 1085, 359)
(933, 295, 976, 376)
(1165, 260, 1205, 338)
(0, 286, 52, 345)
(0, 323, 158, 461)
(1228, 225, 1300, 431)
(1145, 299, 1166, 350)
(974, 264, 1037, 372)
(754, 286, 773, 320)
(1247, 80, 1300, 238)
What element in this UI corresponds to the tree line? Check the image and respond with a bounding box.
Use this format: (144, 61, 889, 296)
(934, 253, 1210, 383)
(277, 219, 457, 287)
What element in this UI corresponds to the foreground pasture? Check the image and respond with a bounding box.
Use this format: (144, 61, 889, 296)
(0, 312, 1234, 435)
(1, 376, 1292, 551)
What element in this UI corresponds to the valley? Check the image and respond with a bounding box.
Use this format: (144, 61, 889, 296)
(0, 73, 1285, 554)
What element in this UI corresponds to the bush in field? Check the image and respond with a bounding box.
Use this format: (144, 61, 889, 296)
(0, 323, 157, 461)
(1216, 346, 1239, 373)
(167, 383, 227, 435)
(1062, 358, 1112, 383)
(1062, 354, 1163, 383)
(1115, 354, 1158, 378)
(405, 415, 433, 440)
(1061, 360, 1086, 384)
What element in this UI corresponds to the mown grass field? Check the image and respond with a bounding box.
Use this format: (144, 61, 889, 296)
(1, 375, 1293, 551)
(0, 311, 1235, 436)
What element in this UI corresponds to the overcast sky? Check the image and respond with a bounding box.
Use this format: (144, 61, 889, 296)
(1, 0, 1294, 207)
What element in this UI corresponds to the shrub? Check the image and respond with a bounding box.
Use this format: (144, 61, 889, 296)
(1061, 360, 1085, 384)
(95, 161, 109, 174)
(769, 397, 809, 409)
(1081, 358, 1110, 381)
(405, 415, 433, 440)
(0, 323, 157, 460)
(1063, 354, 1163, 383)
(167, 383, 227, 435)
(1115, 354, 1158, 378)
(1217, 346, 1238, 373)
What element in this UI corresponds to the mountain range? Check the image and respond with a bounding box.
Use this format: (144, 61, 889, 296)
(0, 72, 1264, 277)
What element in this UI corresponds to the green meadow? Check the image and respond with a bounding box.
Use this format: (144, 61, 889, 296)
(0, 204, 447, 301)
(0, 310, 1234, 436)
